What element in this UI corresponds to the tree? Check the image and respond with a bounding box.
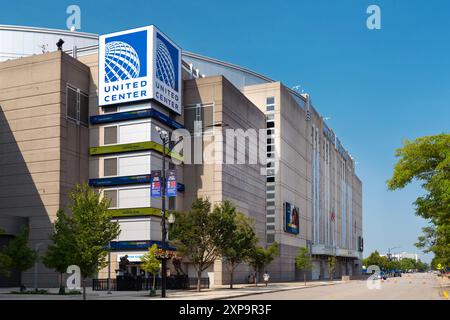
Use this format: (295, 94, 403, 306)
(399, 258, 416, 272)
(169, 198, 236, 292)
(295, 247, 312, 285)
(3, 226, 37, 289)
(387, 134, 450, 267)
(140, 244, 161, 296)
(42, 209, 76, 294)
(245, 242, 279, 286)
(328, 256, 337, 281)
(65, 183, 120, 300)
(363, 250, 384, 269)
(0, 228, 12, 278)
(415, 259, 429, 272)
(218, 202, 257, 289)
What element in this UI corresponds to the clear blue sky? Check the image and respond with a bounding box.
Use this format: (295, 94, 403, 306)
(2, 0, 449, 263)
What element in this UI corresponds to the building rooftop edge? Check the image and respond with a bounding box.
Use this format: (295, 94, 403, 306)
(0, 24, 99, 39)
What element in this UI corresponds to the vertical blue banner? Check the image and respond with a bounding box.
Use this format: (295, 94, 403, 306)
(151, 170, 162, 197)
(167, 169, 177, 197)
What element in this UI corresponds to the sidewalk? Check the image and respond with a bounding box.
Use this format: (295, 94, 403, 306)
(0, 280, 345, 300)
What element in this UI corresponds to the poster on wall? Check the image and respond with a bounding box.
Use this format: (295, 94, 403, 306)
(284, 202, 300, 234)
(150, 170, 162, 197)
(166, 169, 177, 197)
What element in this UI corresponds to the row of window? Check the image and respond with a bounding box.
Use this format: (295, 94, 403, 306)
(265, 97, 276, 243)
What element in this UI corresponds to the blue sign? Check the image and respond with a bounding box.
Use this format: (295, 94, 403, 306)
(151, 170, 162, 197)
(89, 175, 185, 191)
(284, 202, 300, 235)
(99, 26, 182, 114)
(110, 240, 176, 251)
(166, 169, 177, 197)
(90, 108, 184, 129)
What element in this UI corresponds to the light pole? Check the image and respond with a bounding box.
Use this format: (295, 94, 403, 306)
(154, 126, 183, 298)
(387, 246, 400, 261)
(107, 241, 112, 294)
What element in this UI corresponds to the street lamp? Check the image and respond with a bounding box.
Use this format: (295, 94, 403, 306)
(387, 246, 400, 261)
(107, 241, 112, 294)
(154, 126, 183, 298)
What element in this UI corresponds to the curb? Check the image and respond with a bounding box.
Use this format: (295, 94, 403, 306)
(207, 281, 343, 300)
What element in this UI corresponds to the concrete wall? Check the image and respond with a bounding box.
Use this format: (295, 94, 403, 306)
(0, 51, 90, 287)
(183, 76, 266, 285)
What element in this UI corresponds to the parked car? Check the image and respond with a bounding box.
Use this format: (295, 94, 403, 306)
(393, 270, 402, 277)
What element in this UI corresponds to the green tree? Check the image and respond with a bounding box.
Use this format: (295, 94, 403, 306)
(3, 226, 37, 289)
(295, 247, 312, 285)
(0, 228, 12, 278)
(245, 242, 279, 286)
(363, 251, 391, 271)
(66, 183, 120, 300)
(399, 258, 416, 272)
(42, 209, 76, 294)
(387, 134, 450, 267)
(169, 198, 236, 292)
(415, 259, 429, 272)
(328, 256, 337, 281)
(363, 250, 384, 269)
(218, 202, 257, 289)
(140, 244, 161, 296)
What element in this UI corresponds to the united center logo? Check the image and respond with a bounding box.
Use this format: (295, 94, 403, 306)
(155, 33, 179, 91)
(104, 30, 147, 83)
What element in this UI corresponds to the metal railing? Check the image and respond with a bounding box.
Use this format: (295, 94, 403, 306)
(92, 276, 209, 291)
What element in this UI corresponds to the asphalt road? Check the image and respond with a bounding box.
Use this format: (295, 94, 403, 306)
(228, 273, 448, 300)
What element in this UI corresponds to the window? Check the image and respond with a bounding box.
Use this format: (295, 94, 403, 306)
(267, 121, 274, 128)
(266, 114, 275, 121)
(184, 104, 214, 133)
(103, 106, 118, 113)
(118, 188, 150, 208)
(267, 225, 275, 230)
(267, 201, 275, 207)
(104, 126, 118, 145)
(267, 234, 275, 243)
(66, 85, 88, 125)
(267, 129, 274, 136)
(119, 154, 150, 176)
(267, 177, 275, 183)
(119, 122, 150, 144)
(67, 87, 78, 120)
(267, 209, 275, 215)
(267, 145, 274, 152)
(267, 193, 275, 199)
(103, 190, 117, 208)
(267, 138, 274, 145)
(267, 217, 275, 223)
(266, 185, 275, 191)
(104, 158, 118, 176)
(79, 94, 89, 124)
(266, 97, 275, 112)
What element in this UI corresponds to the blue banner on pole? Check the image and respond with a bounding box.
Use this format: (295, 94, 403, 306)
(151, 170, 162, 197)
(167, 169, 177, 197)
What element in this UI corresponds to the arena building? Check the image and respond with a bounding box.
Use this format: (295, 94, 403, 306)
(0, 25, 363, 288)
